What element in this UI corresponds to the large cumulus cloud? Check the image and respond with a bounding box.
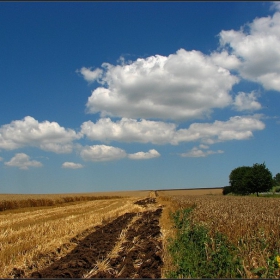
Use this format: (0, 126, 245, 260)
(219, 11, 280, 91)
(81, 49, 239, 121)
(81, 118, 176, 144)
(0, 116, 82, 153)
(81, 115, 265, 145)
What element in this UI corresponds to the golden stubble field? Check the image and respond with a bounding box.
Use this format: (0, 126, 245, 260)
(1, 187, 280, 278)
(0, 195, 144, 278)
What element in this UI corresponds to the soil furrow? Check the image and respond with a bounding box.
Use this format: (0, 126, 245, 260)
(28, 198, 163, 279)
(30, 212, 136, 278)
(91, 207, 163, 278)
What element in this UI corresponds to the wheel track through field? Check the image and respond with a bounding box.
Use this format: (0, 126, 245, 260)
(30, 212, 136, 278)
(82, 214, 143, 278)
(29, 198, 163, 279)
(107, 208, 163, 279)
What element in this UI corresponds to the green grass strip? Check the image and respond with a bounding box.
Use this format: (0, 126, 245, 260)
(166, 207, 243, 278)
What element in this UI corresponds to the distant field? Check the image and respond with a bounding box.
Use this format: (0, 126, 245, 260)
(157, 187, 223, 196)
(0, 190, 150, 201)
(0, 188, 222, 212)
(0, 187, 222, 201)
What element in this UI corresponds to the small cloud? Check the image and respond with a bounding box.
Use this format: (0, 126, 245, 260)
(210, 50, 241, 70)
(76, 67, 103, 83)
(180, 147, 224, 158)
(128, 149, 160, 160)
(62, 162, 83, 169)
(199, 144, 209, 149)
(233, 91, 261, 111)
(80, 145, 127, 162)
(5, 153, 43, 170)
(0, 157, 3, 161)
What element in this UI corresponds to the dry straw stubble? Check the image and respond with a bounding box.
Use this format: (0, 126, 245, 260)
(0, 196, 142, 278)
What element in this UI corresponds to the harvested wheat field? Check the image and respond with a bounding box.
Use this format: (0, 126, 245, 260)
(2, 188, 280, 278)
(0, 193, 164, 278)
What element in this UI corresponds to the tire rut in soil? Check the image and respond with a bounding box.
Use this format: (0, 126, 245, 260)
(134, 198, 156, 207)
(91, 208, 163, 279)
(29, 204, 163, 279)
(30, 212, 136, 278)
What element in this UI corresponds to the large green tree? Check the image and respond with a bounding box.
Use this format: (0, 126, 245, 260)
(229, 166, 252, 195)
(229, 163, 273, 196)
(273, 173, 280, 186)
(247, 163, 273, 196)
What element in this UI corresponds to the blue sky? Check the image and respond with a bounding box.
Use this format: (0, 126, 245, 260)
(0, 2, 280, 194)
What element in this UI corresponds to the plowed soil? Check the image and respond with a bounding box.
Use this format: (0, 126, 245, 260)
(29, 198, 163, 278)
(134, 198, 156, 207)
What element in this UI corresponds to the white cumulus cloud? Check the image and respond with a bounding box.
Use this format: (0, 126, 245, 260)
(62, 162, 83, 169)
(233, 91, 262, 111)
(77, 67, 103, 83)
(79, 145, 161, 162)
(80, 145, 127, 162)
(173, 115, 265, 145)
(84, 48, 238, 121)
(81, 115, 265, 145)
(128, 149, 160, 160)
(0, 116, 82, 153)
(180, 147, 224, 158)
(5, 153, 43, 170)
(219, 11, 280, 91)
(210, 50, 241, 70)
(81, 118, 176, 144)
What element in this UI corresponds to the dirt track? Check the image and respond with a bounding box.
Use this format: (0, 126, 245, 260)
(29, 198, 163, 278)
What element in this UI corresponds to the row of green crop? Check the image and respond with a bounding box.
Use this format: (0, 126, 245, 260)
(165, 207, 280, 278)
